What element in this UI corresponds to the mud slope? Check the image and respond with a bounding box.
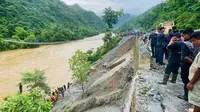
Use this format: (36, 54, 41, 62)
(51, 36, 135, 112)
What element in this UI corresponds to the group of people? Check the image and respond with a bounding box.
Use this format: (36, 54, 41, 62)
(148, 27, 200, 112)
(49, 85, 66, 105)
(49, 82, 72, 105)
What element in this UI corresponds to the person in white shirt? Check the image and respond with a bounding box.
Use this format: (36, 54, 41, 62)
(187, 31, 200, 112)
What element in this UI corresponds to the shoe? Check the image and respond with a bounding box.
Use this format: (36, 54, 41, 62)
(158, 81, 167, 85)
(158, 74, 169, 85)
(170, 80, 176, 83)
(170, 74, 178, 83)
(159, 63, 165, 65)
(177, 95, 188, 101)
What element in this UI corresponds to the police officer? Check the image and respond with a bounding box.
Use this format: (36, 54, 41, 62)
(158, 33, 182, 84)
(156, 27, 167, 65)
(149, 29, 157, 58)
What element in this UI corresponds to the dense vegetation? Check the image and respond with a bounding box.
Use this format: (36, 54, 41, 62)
(0, 0, 107, 51)
(0, 88, 52, 112)
(117, 0, 200, 32)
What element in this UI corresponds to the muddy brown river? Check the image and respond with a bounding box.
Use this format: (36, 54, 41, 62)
(0, 34, 104, 103)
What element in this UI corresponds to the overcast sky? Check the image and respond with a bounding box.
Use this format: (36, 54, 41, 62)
(61, 0, 164, 15)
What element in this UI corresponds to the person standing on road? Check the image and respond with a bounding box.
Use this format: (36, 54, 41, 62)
(156, 27, 167, 65)
(186, 31, 200, 112)
(158, 33, 182, 84)
(149, 29, 157, 58)
(178, 28, 199, 101)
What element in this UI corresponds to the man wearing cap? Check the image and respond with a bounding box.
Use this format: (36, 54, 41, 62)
(149, 29, 157, 58)
(156, 27, 167, 65)
(158, 33, 183, 84)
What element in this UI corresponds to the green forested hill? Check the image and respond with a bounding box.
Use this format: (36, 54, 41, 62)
(113, 13, 132, 28)
(0, 0, 107, 51)
(117, 0, 200, 32)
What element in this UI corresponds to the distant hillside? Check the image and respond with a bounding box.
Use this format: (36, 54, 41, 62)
(117, 0, 200, 32)
(113, 13, 133, 28)
(0, 0, 107, 51)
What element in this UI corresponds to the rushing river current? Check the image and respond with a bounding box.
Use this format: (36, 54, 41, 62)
(0, 34, 104, 103)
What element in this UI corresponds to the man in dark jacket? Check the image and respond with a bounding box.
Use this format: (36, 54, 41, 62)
(158, 33, 182, 84)
(178, 28, 200, 101)
(149, 29, 157, 58)
(156, 27, 167, 65)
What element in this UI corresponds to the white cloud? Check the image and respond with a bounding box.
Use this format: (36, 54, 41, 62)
(61, 0, 164, 15)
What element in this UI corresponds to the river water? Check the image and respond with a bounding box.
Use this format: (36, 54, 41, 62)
(0, 34, 104, 103)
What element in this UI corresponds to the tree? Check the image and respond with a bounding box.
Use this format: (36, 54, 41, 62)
(24, 33, 36, 42)
(0, 88, 52, 112)
(14, 27, 29, 40)
(69, 50, 90, 94)
(102, 29, 112, 43)
(21, 69, 51, 95)
(102, 7, 123, 28)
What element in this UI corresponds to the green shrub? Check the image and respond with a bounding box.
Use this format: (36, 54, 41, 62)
(0, 88, 52, 112)
(21, 69, 51, 95)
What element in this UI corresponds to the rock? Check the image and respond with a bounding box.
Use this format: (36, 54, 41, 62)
(85, 106, 121, 112)
(106, 58, 126, 70)
(133, 60, 190, 112)
(155, 95, 162, 102)
(96, 89, 122, 105)
(140, 86, 151, 95)
(90, 66, 96, 72)
(70, 97, 97, 112)
(148, 89, 156, 97)
(103, 62, 108, 68)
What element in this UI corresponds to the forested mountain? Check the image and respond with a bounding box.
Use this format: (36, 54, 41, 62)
(0, 0, 107, 51)
(113, 13, 132, 28)
(117, 0, 200, 32)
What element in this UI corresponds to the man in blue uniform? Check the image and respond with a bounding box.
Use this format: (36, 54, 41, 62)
(156, 27, 167, 65)
(158, 33, 182, 84)
(149, 29, 157, 58)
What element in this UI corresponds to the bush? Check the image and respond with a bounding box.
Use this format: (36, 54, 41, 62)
(0, 88, 52, 112)
(21, 69, 51, 95)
